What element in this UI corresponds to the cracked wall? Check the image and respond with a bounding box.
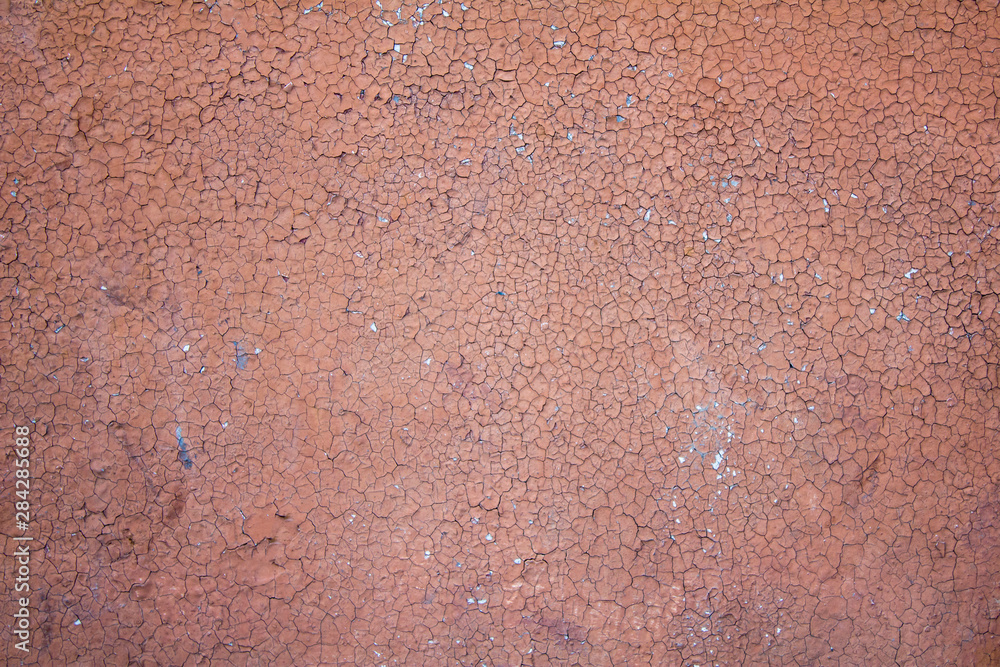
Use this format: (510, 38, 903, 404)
(2, 0, 1000, 664)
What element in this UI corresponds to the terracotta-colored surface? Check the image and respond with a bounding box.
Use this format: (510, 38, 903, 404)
(2, 0, 1000, 664)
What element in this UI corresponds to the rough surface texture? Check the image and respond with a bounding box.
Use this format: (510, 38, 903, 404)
(2, 0, 1000, 664)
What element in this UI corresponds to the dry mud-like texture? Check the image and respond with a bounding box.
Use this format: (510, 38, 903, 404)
(2, 0, 1000, 664)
